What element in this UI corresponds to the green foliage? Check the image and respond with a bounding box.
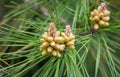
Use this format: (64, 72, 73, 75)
(0, 0, 120, 77)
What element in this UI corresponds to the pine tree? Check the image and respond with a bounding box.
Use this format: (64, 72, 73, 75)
(0, 0, 120, 77)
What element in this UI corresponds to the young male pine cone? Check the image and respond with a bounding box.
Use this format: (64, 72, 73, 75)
(61, 25, 75, 50)
(40, 23, 75, 57)
(90, 3, 110, 30)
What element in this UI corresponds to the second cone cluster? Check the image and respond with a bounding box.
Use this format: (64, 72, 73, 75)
(90, 3, 110, 30)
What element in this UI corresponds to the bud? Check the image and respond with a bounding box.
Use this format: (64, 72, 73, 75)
(42, 34, 48, 40)
(57, 52, 61, 57)
(66, 41, 74, 46)
(42, 50, 47, 55)
(61, 32, 66, 37)
(42, 42, 49, 47)
(55, 31, 60, 36)
(92, 16, 99, 21)
(47, 47, 53, 52)
(40, 45, 46, 51)
(50, 41, 56, 47)
(59, 44, 65, 48)
(69, 45, 75, 50)
(103, 10, 110, 16)
(54, 37, 64, 43)
(94, 24, 99, 30)
(104, 22, 109, 26)
(40, 38, 46, 42)
(61, 32, 68, 42)
(47, 37, 53, 42)
(99, 20, 105, 26)
(55, 44, 64, 51)
(93, 9, 99, 15)
(44, 32, 48, 35)
(99, 13, 104, 18)
(91, 12, 94, 16)
(102, 16, 110, 21)
(52, 50, 57, 56)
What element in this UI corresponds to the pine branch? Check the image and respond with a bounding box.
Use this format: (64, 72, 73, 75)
(76, 26, 97, 38)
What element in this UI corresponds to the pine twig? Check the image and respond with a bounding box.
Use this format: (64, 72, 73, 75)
(76, 26, 97, 38)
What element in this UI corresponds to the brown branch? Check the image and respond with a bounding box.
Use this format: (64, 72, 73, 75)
(76, 26, 97, 38)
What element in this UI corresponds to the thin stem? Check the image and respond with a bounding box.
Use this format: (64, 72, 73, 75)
(76, 26, 97, 38)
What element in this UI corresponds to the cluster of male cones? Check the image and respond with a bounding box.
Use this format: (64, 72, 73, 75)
(40, 3, 110, 57)
(90, 3, 110, 30)
(40, 23, 75, 57)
